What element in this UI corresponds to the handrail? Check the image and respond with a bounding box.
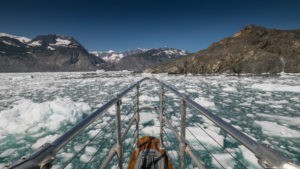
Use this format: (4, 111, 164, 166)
(153, 78, 299, 169)
(4, 77, 299, 169)
(5, 77, 149, 169)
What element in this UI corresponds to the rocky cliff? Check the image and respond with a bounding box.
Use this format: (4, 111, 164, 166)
(146, 25, 300, 74)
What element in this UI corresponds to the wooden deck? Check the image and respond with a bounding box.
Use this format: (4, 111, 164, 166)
(127, 136, 174, 169)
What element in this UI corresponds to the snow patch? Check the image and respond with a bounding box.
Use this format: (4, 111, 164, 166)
(107, 50, 115, 53)
(28, 40, 42, 46)
(2, 40, 20, 47)
(47, 46, 55, 50)
(102, 53, 124, 62)
(0, 33, 31, 43)
(55, 38, 71, 46)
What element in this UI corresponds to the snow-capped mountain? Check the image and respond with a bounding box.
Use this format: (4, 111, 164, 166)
(91, 48, 188, 71)
(28, 34, 81, 49)
(0, 32, 188, 72)
(91, 48, 149, 63)
(91, 50, 125, 63)
(0, 33, 104, 72)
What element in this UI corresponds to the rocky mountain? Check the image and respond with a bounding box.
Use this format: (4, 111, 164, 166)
(93, 48, 188, 72)
(0, 32, 188, 72)
(0, 33, 104, 72)
(146, 25, 300, 74)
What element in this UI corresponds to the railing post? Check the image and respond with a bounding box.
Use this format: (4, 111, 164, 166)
(135, 85, 140, 146)
(180, 98, 186, 169)
(115, 98, 123, 169)
(159, 84, 164, 148)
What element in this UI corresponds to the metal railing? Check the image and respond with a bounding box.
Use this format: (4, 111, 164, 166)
(3, 77, 299, 169)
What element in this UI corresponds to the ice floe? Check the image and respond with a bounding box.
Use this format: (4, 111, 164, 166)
(0, 97, 90, 138)
(251, 83, 300, 93)
(254, 121, 300, 138)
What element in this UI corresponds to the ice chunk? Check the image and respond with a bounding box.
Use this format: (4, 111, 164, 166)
(212, 153, 235, 169)
(31, 134, 59, 149)
(239, 145, 262, 168)
(256, 113, 300, 126)
(0, 148, 16, 157)
(0, 97, 91, 138)
(85, 146, 97, 154)
(139, 95, 159, 102)
(186, 126, 224, 147)
(80, 154, 91, 163)
(254, 121, 300, 138)
(194, 97, 216, 109)
(251, 84, 300, 93)
(223, 85, 237, 92)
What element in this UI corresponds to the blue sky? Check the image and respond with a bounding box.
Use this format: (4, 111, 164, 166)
(0, 0, 299, 52)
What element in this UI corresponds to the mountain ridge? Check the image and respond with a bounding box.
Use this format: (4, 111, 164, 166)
(92, 48, 188, 71)
(146, 25, 300, 74)
(0, 33, 104, 72)
(0, 32, 188, 72)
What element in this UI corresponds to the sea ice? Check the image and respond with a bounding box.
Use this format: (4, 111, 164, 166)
(212, 153, 235, 169)
(251, 84, 300, 93)
(223, 85, 237, 92)
(186, 126, 224, 147)
(254, 121, 300, 138)
(0, 148, 16, 157)
(256, 113, 300, 126)
(194, 97, 216, 110)
(239, 145, 262, 168)
(31, 134, 60, 149)
(0, 97, 91, 139)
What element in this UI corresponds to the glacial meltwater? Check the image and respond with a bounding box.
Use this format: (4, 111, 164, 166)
(0, 72, 299, 169)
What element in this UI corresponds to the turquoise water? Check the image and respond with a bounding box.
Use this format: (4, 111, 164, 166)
(0, 72, 299, 168)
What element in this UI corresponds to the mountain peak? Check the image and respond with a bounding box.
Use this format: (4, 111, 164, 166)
(29, 34, 80, 48)
(243, 24, 266, 31)
(0, 32, 104, 72)
(147, 26, 300, 74)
